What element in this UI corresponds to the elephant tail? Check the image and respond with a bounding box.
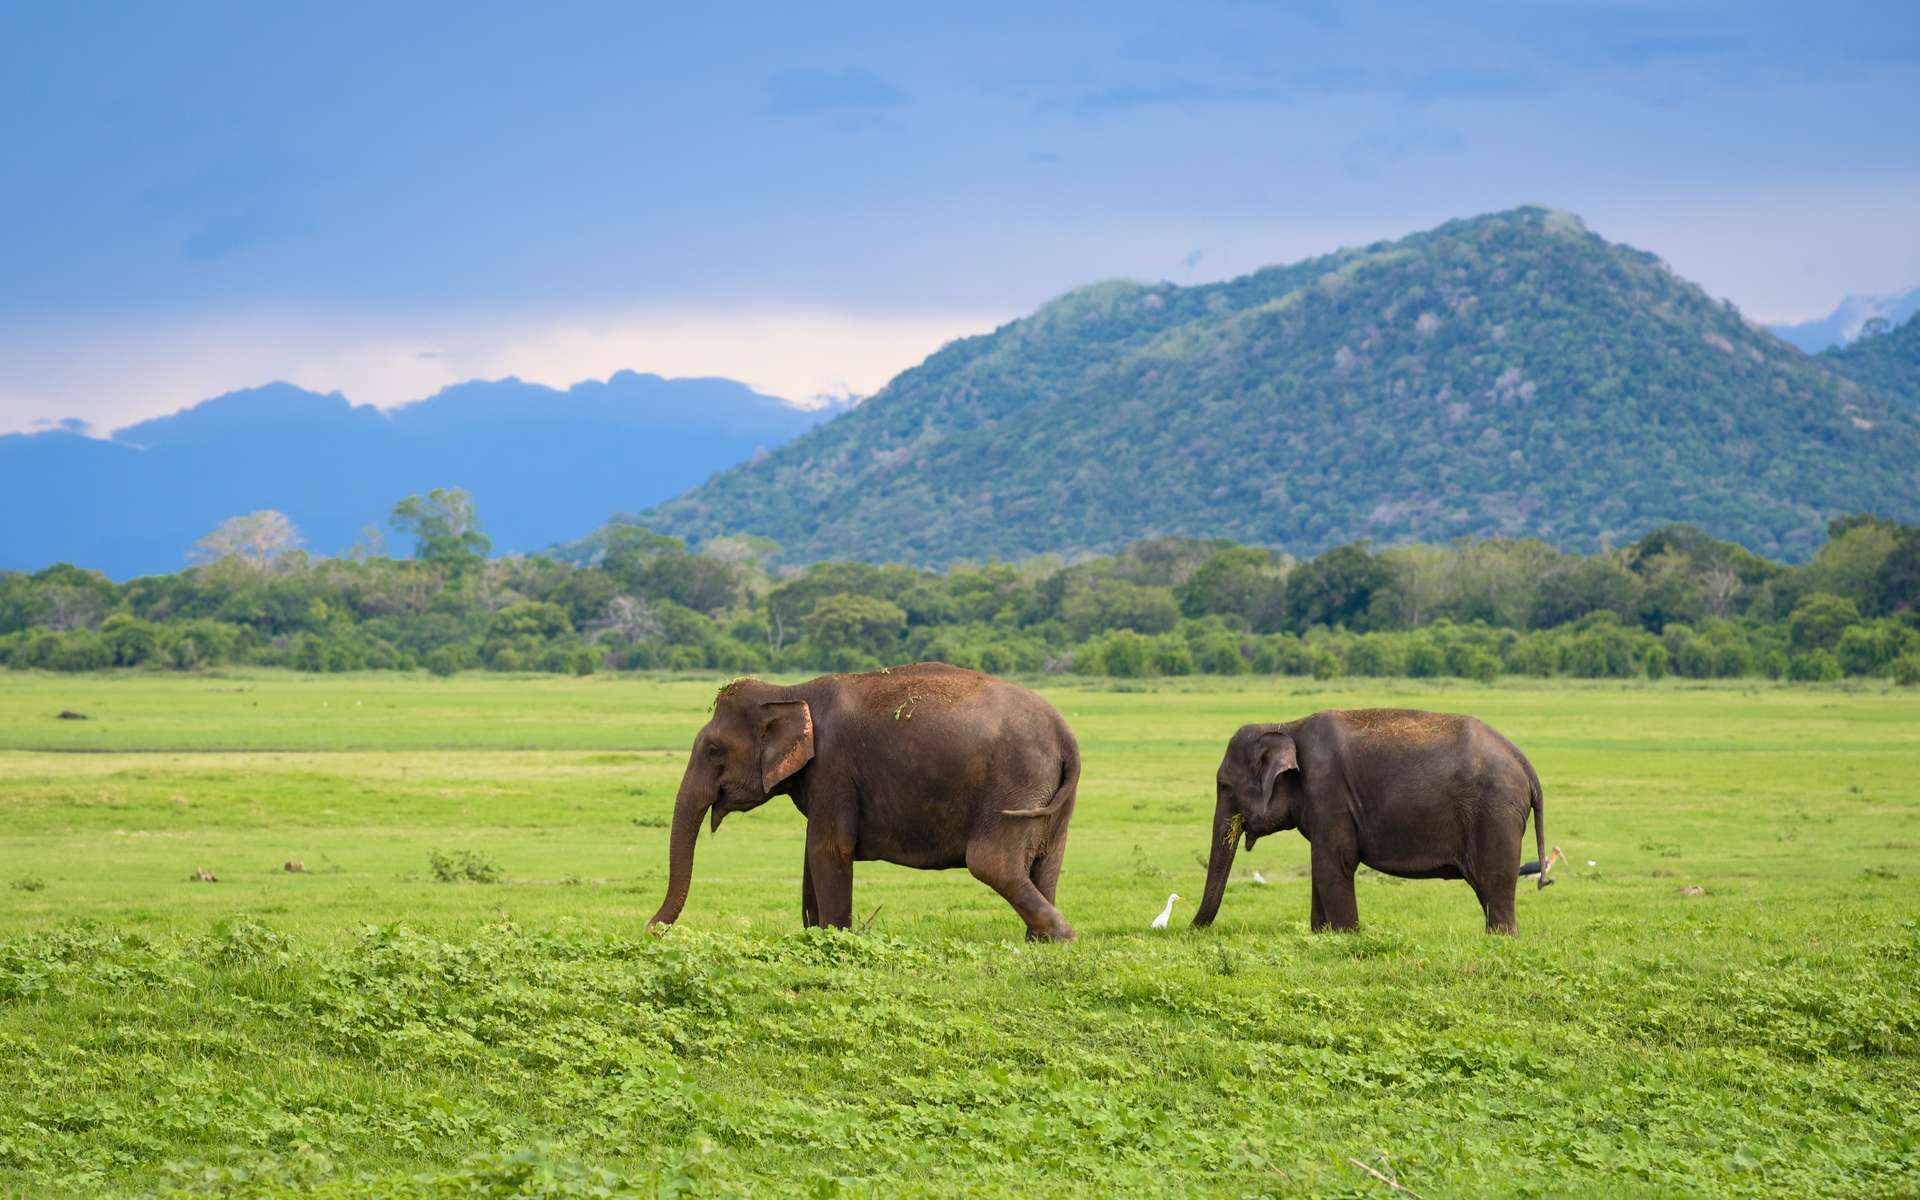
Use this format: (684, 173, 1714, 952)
(1001, 741, 1080, 819)
(1526, 760, 1548, 891)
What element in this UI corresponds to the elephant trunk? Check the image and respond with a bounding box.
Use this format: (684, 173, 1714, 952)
(1191, 794, 1240, 927)
(648, 772, 711, 928)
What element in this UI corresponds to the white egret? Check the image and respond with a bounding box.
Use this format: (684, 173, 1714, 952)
(1251, 870, 1269, 885)
(1150, 893, 1180, 929)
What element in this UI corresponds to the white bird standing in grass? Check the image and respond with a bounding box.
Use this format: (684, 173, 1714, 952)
(1251, 870, 1268, 885)
(1150, 893, 1179, 929)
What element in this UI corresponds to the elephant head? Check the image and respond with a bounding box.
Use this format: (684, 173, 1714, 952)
(648, 679, 814, 928)
(1192, 724, 1299, 927)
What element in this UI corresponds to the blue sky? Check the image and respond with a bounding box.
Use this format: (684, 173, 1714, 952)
(2, 1, 1916, 432)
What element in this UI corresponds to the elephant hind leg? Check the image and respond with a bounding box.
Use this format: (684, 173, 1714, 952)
(1029, 829, 1070, 906)
(969, 842, 1076, 942)
(1464, 810, 1522, 934)
(1481, 871, 1519, 935)
(1464, 864, 1519, 935)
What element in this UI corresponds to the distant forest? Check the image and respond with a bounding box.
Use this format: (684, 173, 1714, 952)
(5, 489, 1918, 685)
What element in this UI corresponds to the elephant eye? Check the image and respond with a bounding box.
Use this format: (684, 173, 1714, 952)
(705, 743, 726, 759)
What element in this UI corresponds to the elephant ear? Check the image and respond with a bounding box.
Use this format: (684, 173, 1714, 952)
(1257, 731, 1299, 806)
(759, 700, 814, 793)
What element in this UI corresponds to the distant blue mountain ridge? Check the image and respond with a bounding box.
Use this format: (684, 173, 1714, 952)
(1, 372, 841, 579)
(1767, 285, 1920, 352)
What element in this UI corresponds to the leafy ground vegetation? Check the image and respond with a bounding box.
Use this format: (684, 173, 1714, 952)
(0, 672, 1915, 1197)
(6, 510, 1920, 689)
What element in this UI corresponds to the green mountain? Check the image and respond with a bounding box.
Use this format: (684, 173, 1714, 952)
(1822, 312, 1920, 403)
(645, 207, 1920, 564)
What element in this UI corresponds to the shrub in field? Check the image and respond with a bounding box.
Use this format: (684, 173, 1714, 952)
(911, 624, 1044, 674)
(47, 631, 112, 672)
(536, 644, 596, 675)
(1343, 635, 1402, 676)
(1501, 631, 1558, 676)
(1150, 634, 1194, 675)
(1788, 592, 1861, 651)
(429, 849, 504, 884)
(1786, 650, 1842, 682)
(1248, 634, 1316, 674)
(2, 631, 61, 668)
(704, 633, 770, 674)
(1081, 629, 1154, 677)
(1557, 612, 1659, 677)
(1191, 631, 1247, 675)
(1455, 646, 1502, 682)
(99, 613, 162, 666)
(1710, 639, 1752, 678)
(424, 645, 472, 677)
(202, 917, 294, 966)
(1836, 620, 1915, 676)
(1672, 633, 1712, 677)
(1403, 634, 1445, 677)
(1641, 643, 1670, 679)
(170, 619, 249, 667)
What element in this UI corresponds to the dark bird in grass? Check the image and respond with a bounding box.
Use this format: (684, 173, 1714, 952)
(1519, 845, 1565, 889)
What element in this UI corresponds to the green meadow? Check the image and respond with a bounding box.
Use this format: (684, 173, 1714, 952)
(0, 671, 1915, 1197)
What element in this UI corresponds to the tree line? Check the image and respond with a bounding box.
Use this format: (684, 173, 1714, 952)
(4, 489, 1918, 684)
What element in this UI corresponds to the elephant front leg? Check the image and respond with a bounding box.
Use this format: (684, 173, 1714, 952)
(805, 808, 855, 929)
(801, 856, 820, 928)
(1309, 843, 1359, 931)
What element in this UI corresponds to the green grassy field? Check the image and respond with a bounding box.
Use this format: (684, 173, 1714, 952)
(1, 670, 1915, 1197)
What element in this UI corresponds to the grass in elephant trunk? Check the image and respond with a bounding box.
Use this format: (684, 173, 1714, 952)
(0, 670, 1915, 1197)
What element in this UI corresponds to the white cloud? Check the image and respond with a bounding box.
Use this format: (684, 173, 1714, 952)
(0, 308, 1007, 435)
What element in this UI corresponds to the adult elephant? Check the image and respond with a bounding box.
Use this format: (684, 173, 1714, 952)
(647, 662, 1080, 941)
(1191, 709, 1546, 934)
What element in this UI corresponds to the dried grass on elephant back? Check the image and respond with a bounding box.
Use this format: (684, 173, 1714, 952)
(1339, 708, 1468, 742)
(714, 664, 990, 717)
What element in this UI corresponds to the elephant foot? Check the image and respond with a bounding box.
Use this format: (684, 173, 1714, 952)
(1026, 921, 1078, 943)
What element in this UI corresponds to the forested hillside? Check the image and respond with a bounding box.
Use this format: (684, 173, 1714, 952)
(1824, 313, 1920, 403)
(645, 207, 1920, 565)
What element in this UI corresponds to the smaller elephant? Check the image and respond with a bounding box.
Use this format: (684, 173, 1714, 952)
(1192, 709, 1546, 934)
